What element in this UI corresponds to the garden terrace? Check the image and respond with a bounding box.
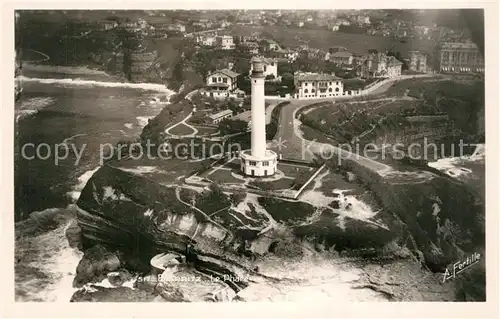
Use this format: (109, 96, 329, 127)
(140, 100, 193, 143)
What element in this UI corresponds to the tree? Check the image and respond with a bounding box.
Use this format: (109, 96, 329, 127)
(226, 98, 240, 114)
(172, 59, 184, 83)
(278, 62, 294, 76)
(233, 36, 241, 46)
(237, 76, 251, 95)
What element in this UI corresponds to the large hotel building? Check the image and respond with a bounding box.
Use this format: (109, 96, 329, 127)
(438, 42, 484, 73)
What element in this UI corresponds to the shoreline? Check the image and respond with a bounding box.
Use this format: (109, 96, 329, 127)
(21, 62, 111, 76)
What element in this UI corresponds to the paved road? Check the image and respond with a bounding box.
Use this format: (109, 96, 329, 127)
(272, 75, 439, 174)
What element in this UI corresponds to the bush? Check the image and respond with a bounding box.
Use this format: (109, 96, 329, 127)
(218, 118, 248, 135)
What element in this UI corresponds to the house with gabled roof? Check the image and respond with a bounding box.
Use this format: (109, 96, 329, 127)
(203, 69, 244, 99)
(206, 68, 239, 91)
(329, 51, 354, 66)
(360, 53, 403, 78)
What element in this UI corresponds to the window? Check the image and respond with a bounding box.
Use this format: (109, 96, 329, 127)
(249, 161, 256, 166)
(336, 81, 339, 85)
(335, 87, 339, 92)
(305, 82, 308, 86)
(263, 161, 269, 166)
(329, 82, 332, 85)
(304, 89, 308, 93)
(264, 66, 267, 72)
(271, 62, 274, 66)
(212, 77, 217, 83)
(311, 89, 315, 93)
(328, 88, 332, 92)
(218, 77, 222, 82)
(223, 78, 228, 83)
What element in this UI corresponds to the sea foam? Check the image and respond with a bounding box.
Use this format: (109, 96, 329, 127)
(67, 166, 101, 202)
(19, 76, 175, 93)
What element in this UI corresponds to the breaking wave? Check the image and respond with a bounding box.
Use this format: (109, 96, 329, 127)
(241, 247, 389, 302)
(15, 96, 56, 121)
(67, 167, 101, 202)
(428, 143, 485, 178)
(15, 207, 83, 302)
(136, 116, 154, 128)
(19, 76, 175, 93)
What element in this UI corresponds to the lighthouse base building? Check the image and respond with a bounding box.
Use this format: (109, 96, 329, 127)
(240, 58, 278, 177)
(240, 149, 278, 177)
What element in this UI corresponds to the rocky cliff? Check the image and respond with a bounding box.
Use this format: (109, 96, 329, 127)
(75, 165, 257, 276)
(74, 103, 485, 302)
(73, 159, 402, 299)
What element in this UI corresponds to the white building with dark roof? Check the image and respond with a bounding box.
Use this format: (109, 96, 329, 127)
(206, 69, 239, 90)
(329, 51, 354, 65)
(203, 69, 244, 99)
(249, 56, 278, 79)
(294, 73, 344, 99)
(208, 109, 233, 124)
(360, 53, 403, 78)
(216, 35, 235, 50)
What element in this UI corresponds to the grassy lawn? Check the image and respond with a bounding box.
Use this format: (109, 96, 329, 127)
(228, 25, 435, 56)
(248, 178, 296, 191)
(192, 126, 219, 136)
(169, 123, 196, 136)
(198, 160, 316, 193)
(203, 168, 243, 184)
(278, 163, 314, 176)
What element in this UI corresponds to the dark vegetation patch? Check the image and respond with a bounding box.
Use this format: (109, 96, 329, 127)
(257, 196, 315, 224)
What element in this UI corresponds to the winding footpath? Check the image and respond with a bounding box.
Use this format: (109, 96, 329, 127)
(164, 112, 199, 137)
(164, 90, 200, 138)
(24, 49, 50, 63)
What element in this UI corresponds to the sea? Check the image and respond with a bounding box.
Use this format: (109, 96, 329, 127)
(14, 66, 174, 301)
(15, 68, 173, 219)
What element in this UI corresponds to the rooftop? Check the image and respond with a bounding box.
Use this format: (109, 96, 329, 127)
(441, 42, 479, 50)
(387, 56, 403, 66)
(207, 83, 229, 88)
(208, 68, 239, 79)
(250, 56, 278, 65)
(331, 51, 353, 58)
(294, 73, 340, 82)
(209, 109, 233, 120)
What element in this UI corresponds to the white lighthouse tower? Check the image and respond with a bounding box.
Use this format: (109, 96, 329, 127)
(240, 58, 278, 177)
